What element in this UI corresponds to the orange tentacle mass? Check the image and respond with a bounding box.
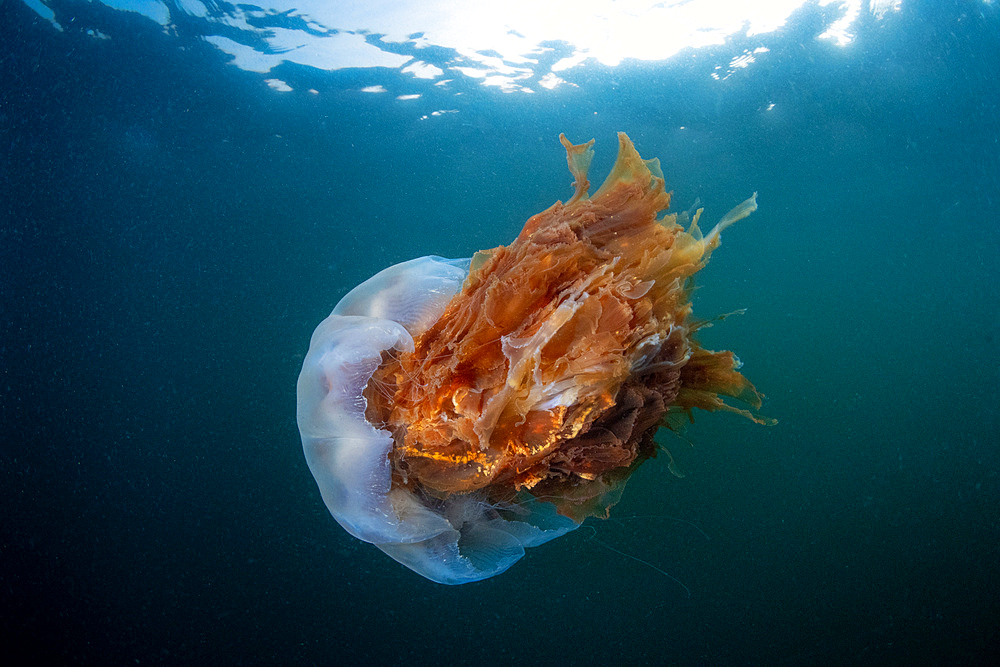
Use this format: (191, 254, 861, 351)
(366, 132, 769, 521)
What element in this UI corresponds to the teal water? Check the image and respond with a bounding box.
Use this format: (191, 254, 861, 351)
(2, 1, 998, 663)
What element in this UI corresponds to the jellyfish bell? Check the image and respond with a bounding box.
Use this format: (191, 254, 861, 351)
(297, 257, 578, 584)
(297, 132, 772, 584)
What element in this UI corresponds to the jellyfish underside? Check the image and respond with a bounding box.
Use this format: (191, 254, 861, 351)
(297, 133, 770, 584)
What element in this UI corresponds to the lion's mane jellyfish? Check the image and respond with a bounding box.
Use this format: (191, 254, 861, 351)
(297, 133, 771, 584)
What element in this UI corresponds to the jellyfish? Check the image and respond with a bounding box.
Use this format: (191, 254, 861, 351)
(296, 133, 771, 584)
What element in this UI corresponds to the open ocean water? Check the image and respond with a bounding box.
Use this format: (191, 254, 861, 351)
(2, 0, 998, 664)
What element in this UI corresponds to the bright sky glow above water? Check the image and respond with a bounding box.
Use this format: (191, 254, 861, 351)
(25, 0, 913, 93)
